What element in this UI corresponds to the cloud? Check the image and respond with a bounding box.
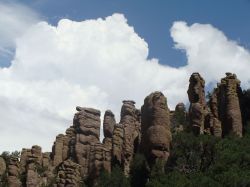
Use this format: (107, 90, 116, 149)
(171, 21, 250, 86)
(0, 2, 40, 65)
(1, 14, 250, 152)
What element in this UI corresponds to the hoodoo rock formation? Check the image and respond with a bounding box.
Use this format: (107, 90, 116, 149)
(2, 72, 249, 186)
(141, 92, 172, 167)
(218, 73, 243, 137)
(170, 102, 187, 133)
(103, 110, 116, 151)
(120, 100, 141, 175)
(7, 157, 21, 187)
(188, 72, 207, 135)
(208, 88, 222, 137)
(73, 107, 101, 178)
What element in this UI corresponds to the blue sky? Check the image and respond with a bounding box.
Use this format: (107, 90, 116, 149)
(2, 0, 250, 67)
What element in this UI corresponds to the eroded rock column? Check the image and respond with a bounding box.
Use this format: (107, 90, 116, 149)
(141, 91, 172, 167)
(218, 73, 243, 137)
(73, 107, 101, 178)
(187, 72, 207, 135)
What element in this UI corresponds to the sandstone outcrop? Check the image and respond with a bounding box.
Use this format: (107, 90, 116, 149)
(141, 91, 172, 167)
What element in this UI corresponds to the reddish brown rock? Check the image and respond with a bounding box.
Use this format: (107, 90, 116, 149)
(187, 72, 207, 135)
(103, 110, 116, 151)
(88, 143, 112, 186)
(103, 110, 116, 138)
(208, 88, 222, 137)
(112, 124, 124, 166)
(141, 91, 172, 167)
(56, 159, 81, 187)
(170, 103, 187, 133)
(120, 100, 141, 175)
(0, 157, 6, 176)
(218, 73, 243, 137)
(52, 134, 65, 167)
(7, 157, 21, 187)
(73, 107, 101, 177)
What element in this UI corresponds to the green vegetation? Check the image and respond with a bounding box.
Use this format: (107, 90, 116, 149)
(95, 125, 250, 187)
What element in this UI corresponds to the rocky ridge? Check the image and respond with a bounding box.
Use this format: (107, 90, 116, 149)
(1, 72, 248, 187)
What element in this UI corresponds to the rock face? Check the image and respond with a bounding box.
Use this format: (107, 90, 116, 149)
(26, 145, 43, 187)
(7, 157, 21, 187)
(120, 100, 141, 175)
(141, 92, 172, 167)
(56, 159, 81, 187)
(103, 110, 116, 151)
(188, 72, 207, 135)
(112, 124, 124, 166)
(73, 107, 101, 178)
(218, 73, 243, 137)
(170, 103, 187, 133)
(88, 143, 112, 186)
(0, 157, 6, 176)
(208, 88, 222, 137)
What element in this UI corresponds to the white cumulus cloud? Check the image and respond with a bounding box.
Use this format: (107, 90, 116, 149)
(171, 21, 250, 86)
(1, 13, 250, 152)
